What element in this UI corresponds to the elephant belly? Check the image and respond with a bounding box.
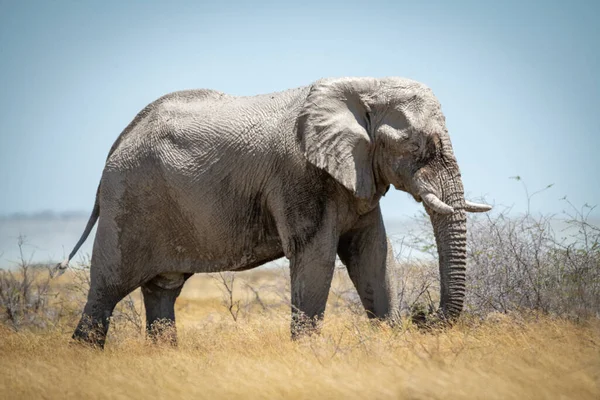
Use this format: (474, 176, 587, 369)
(182, 225, 284, 273)
(171, 197, 285, 273)
(225, 240, 285, 272)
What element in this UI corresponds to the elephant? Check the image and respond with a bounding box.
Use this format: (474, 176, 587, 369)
(58, 77, 491, 347)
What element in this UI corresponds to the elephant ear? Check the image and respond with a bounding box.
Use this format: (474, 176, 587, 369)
(298, 78, 376, 199)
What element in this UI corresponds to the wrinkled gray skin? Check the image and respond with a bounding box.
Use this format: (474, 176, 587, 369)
(60, 77, 491, 347)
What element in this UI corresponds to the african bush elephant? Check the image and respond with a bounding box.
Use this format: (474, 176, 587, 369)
(59, 77, 491, 347)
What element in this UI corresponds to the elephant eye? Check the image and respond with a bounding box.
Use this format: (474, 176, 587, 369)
(406, 143, 419, 153)
(426, 133, 442, 155)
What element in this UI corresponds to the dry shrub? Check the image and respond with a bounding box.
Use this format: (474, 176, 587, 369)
(0, 236, 55, 330)
(0, 246, 143, 335)
(465, 200, 599, 319)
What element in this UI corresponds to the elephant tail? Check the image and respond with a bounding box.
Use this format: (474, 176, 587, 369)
(53, 186, 100, 276)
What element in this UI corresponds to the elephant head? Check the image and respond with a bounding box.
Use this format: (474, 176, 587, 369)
(298, 77, 491, 321)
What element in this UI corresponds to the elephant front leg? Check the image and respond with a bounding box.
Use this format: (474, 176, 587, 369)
(288, 226, 338, 339)
(290, 257, 336, 338)
(338, 207, 399, 321)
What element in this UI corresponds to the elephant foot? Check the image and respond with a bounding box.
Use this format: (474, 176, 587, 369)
(410, 304, 451, 331)
(290, 312, 323, 340)
(72, 314, 109, 349)
(146, 319, 178, 346)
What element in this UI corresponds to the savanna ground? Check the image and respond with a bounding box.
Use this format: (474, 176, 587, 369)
(1, 266, 599, 399)
(1, 193, 599, 399)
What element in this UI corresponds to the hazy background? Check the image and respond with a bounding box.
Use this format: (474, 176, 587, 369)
(1, 0, 598, 263)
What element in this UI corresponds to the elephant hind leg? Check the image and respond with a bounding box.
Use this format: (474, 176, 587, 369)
(73, 273, 134, 348)
(141, 273, 191, 345)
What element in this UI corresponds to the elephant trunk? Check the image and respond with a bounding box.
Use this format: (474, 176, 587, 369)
(429, 178, 467, 320)
(417, 156, 468, 321)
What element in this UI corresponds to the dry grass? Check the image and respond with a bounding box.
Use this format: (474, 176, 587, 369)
(0, 269, 599, 400)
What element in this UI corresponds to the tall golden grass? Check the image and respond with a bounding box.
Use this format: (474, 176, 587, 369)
(1, 269, 599, 399)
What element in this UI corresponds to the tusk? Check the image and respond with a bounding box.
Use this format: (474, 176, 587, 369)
(422, 193, 454, 215)
(464, 200, 492, 213)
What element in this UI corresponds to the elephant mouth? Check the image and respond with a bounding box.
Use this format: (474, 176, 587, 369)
(391, 182, 425, 204)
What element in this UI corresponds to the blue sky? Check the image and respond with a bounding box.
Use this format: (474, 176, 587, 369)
(0, 0, 598, 220)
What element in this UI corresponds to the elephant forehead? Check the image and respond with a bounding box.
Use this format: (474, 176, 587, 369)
(400, 94, 447, 135)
